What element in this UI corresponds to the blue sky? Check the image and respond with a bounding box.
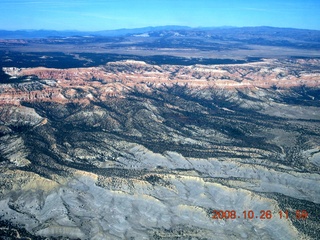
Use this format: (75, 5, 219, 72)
(0, 0, 319, 31)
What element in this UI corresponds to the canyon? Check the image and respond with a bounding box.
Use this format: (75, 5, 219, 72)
(1, 58, 320, 105)
(0, 27, 319, 239)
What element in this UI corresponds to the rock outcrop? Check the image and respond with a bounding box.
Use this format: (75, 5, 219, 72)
(1, 59, 319, 105)
(0, 58, 320, 239)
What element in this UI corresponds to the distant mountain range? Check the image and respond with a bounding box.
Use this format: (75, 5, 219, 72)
(0, 26, 319, 39)
(0, 26, 191, 38)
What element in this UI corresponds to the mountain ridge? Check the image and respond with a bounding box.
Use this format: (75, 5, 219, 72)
(0, 25, 319, 39)
(1, 24, 320, 240)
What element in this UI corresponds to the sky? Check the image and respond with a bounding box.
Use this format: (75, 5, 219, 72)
(0, 0, 319, 31)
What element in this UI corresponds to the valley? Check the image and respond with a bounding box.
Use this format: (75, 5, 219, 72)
(0, 27, 319, 239)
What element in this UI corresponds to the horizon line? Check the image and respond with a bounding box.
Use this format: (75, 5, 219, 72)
(1, 25, 320, 32)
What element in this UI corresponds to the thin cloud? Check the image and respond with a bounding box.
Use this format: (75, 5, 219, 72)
(79, 13, 128, 21)
(240, 7, 279, 13)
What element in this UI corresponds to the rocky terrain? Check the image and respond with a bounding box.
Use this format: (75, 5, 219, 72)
(0, 56, 319, 239)
(1, 58, 320, 104)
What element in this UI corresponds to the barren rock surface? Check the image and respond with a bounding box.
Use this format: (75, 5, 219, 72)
(1, 59, 320, 105)
(0, 59, 319, 239)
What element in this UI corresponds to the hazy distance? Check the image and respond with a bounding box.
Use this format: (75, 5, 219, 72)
(0, 0, 319, 31)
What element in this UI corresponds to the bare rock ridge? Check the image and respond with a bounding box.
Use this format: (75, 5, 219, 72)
(1, 58, 320, 105)
(0, 58, 320, 239)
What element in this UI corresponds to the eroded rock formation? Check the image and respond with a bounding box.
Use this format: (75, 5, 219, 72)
(1, 59, 319, 105)
(0, 59, 320, 239)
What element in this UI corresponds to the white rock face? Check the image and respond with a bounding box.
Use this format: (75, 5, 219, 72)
(1, 146, 316, 239)
(0, 173, 299, 239)
(117, 146, 320, 204)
